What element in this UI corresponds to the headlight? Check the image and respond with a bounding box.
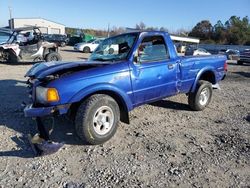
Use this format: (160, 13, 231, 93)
(36, 86, 60, 103)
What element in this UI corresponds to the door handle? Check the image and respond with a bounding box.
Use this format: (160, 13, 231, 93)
(168, 64, 174, 69)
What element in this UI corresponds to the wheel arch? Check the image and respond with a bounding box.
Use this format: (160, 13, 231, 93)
(68, 85, 132, 124)
(190, 68, 216, 93)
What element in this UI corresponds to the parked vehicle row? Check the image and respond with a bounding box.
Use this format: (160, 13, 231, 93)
(184, 46, 250, 65)
(218, 49, 240, 60)
(218, 48, 250, 65)
(238, 49, 250, 65)
(185, 47, 211, 56)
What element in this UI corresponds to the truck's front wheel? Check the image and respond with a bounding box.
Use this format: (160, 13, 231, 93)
(75, 94, 120, 145)
(188, 81, 212, 111)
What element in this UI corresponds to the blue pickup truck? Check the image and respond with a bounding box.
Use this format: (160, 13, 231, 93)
(24, 31, 227, 146)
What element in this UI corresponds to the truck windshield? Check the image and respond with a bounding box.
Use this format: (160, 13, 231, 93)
(89, 33, 138, 62)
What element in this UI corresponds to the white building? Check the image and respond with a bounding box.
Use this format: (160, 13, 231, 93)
(9, 18, 65, 34)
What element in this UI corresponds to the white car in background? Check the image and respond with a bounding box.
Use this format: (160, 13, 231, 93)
(193, 48, 211, 56)
(74, 38, 104, 53)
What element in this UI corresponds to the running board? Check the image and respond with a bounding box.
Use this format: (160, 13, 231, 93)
(212, 83, 221, 90)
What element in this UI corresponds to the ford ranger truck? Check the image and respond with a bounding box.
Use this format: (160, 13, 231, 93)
(24, 31, 227, 145)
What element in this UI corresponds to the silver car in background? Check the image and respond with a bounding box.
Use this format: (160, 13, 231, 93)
(74, 38, 104, 53)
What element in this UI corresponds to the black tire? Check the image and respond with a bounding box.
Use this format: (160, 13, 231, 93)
(7, 50, 19, 63)
(33, 56, 43, 62)
(75, 94, 120, 145)
(108, 48, 114, 54)
(45, 52, 62, 62)
(83, 46, 90, 53)
(188, 80, 213, 111)
(237, 60, 243, 65)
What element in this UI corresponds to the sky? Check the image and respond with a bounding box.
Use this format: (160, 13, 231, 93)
(0, 0, 249, 32)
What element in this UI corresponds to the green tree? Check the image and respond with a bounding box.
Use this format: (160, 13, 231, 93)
(213, 20, 227, 43)
(224, 16, 249, 44)
(189, 20, 213, 40)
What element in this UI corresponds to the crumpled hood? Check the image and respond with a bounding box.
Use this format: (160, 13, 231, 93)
(25, 60, 112, 79)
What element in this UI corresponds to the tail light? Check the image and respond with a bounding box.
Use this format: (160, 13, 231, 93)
(224, 61, 228, 71)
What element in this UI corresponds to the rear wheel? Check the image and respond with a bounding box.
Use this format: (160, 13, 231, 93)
(188, 81, 212, 111)
(75, 94, 120, 145)
(45, 52, 62, 62)
(83, 46, 90, 53)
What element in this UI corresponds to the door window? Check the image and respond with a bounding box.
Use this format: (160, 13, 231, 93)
(135, 36, 169, 63)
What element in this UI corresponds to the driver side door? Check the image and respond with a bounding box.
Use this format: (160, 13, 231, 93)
(130, 34, 178, 106)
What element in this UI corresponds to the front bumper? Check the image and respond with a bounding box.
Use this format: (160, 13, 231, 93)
(74, 46, 83, 51)
(74, 46, 80, 51)
(24, 104, 71, 117)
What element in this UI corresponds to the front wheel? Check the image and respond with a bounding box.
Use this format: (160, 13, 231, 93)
(7, 50, 19, 63)
(45, 52, 62, 62)
(188, 81, 213, 111)
(75, 94, 120, 145)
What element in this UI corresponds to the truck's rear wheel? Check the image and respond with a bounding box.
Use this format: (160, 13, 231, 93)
(188, 80, 212, 111)
(75, 94, 120, 145)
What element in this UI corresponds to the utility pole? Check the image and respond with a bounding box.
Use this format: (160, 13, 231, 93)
(8, 6, 12, 19)
(107, 23, 110, 37)
(8, 6, 13, 29)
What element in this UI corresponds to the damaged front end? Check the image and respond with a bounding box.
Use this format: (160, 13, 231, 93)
(24, 77, 68, 156)
(24, 61, 111, 156)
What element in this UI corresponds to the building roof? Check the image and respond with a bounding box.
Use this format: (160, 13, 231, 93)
(9, 17, 65, 26)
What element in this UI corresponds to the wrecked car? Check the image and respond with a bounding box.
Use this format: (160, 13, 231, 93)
(0, 26, 62, 63)
(23, 31, 227, 154)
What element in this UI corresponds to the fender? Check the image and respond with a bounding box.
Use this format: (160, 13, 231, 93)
(68, 83, 133, 111)
(2, 44, 21, 56)
(190, 66, 217, 93)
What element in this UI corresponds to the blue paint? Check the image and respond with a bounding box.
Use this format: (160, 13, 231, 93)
(24, 31, 227, 118)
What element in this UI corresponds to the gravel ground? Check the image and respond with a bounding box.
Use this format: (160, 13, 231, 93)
(0, 47, 249, 187)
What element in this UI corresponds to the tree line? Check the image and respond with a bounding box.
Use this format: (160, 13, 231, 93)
(65, 21, 169, 38)
(66, 16, 250, 45)
(189, 16, 250, 45)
